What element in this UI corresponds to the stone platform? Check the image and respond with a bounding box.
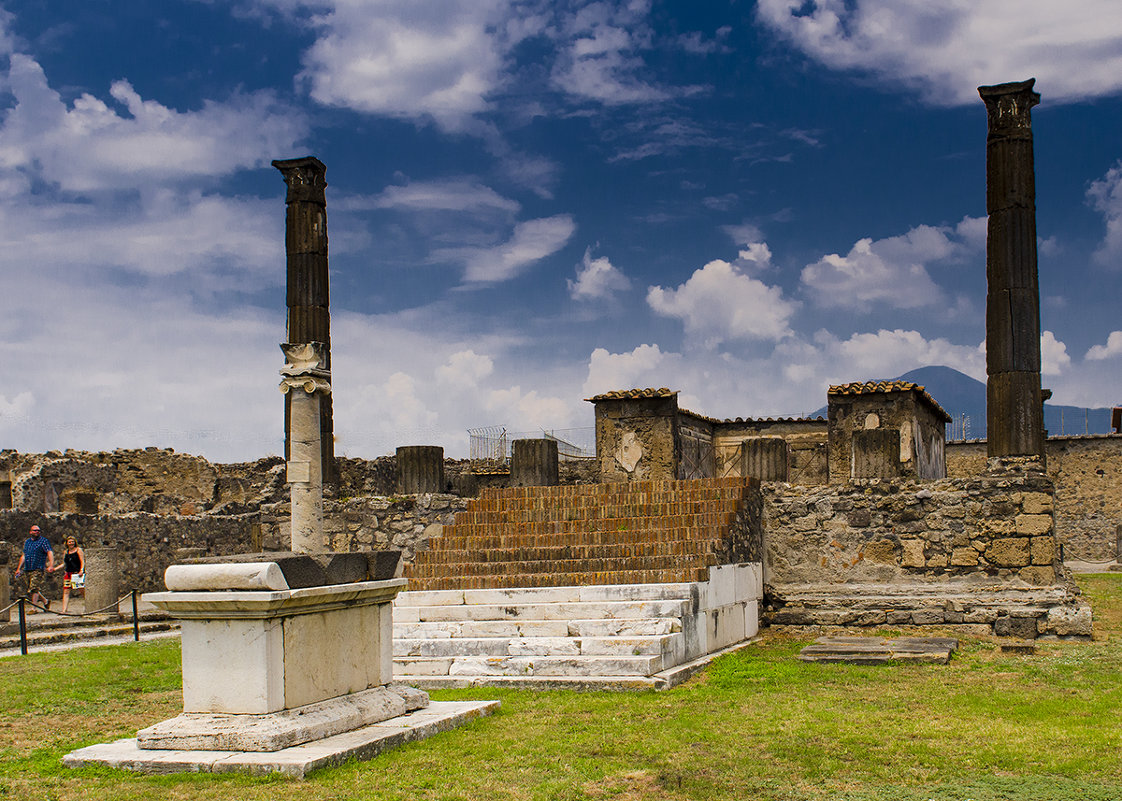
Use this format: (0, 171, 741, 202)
(798, 636, 958, 665)
(64, 700, 498, 778)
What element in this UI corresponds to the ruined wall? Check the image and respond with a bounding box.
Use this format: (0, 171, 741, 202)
(763, 473, 1060, 587)
(1, 510, 255, 595)
(678, 412, 715, 480)
(948, 435, 1122, 560)
(828, 392, 948, 482)
(712, 419, 828, 484)
(593, 396, 680, 482)
(257, 493, 470, 563)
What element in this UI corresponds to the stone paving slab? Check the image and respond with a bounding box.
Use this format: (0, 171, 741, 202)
(798, 636, 958, 665)
(62, 700, 499, 779)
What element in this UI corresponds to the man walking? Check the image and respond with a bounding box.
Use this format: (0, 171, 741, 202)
(14, 525, 54, 612)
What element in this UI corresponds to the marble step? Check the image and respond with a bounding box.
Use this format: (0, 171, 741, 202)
(393, 633, 685, 659)
(398, 583, 699, 606)
(394, 616, 680, 640)
(394, 653, 665, 678)
(394, 598, 693, 623)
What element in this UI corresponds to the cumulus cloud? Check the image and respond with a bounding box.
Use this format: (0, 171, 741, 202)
(821, 329, 986, 381)
(800, 218, 982, 310)
(1086, 331, 1122, 360)
(1040, 330, 1071, 375)
(436, 349, 495, 386)
(442, 214, 576, 283)
(568, 249, 631, 301)
(583, 343, 670, 396)
(289, 0, 510, 132)
(0, 54, 305, 192)
(648, 259, 796, 346)
(1088, 162, 1122, 266)
(756, 0, 1122, 105)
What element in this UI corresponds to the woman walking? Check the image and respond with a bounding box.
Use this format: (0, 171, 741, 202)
(50, 536, 84, 613)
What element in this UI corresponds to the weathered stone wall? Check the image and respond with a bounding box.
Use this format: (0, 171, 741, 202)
(764, 473, 1060, 587)
(678, 412, 715, 479)
(948, 435, 1122, 560)
(593, 396, 680, 482)
(1, 509, 255, 596)
(713, 419, 829, 485)
(257, 493, 469, 563)
(828, 391, 947, 482)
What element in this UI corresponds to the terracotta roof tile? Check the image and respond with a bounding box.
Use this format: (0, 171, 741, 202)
(585, 387, 676, 402)
(828, 381, 951, 422)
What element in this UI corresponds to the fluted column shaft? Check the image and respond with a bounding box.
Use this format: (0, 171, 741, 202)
(980, 79, 1045, 459)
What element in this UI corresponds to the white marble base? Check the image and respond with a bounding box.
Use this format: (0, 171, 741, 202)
(64, 700, 499, 779)
(136, 683, 429, 752)
(146, 579, 404, 714)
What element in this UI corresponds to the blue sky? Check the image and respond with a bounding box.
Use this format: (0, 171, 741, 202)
(2, 0, 1122, 461)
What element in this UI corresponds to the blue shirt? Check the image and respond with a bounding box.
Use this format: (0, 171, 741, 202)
(22, 535, 52, 571)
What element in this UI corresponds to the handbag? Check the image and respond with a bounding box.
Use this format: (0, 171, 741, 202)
(71, 573, 85, 589)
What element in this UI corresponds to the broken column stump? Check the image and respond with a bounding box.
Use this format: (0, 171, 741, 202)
(510, 439, 559, 487)
(397, 446, 444, 494)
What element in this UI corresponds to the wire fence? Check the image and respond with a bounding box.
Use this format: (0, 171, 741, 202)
(1, 589, 144, 656)
(467, 426, 595, 462)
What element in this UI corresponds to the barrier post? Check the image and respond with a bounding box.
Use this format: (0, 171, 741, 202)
(18, 598, 27, 656)
(132, 590, 140, 642)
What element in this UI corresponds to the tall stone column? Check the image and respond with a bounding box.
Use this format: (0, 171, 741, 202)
(273, 156, 336, 484)
(979, 79, 1046, 461)
(280, 342, 332, 554)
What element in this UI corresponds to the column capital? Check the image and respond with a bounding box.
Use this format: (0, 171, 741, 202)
(272, 156, 327, 204)
(979, 79, 1039, 136)
(279, 342, 331, 394)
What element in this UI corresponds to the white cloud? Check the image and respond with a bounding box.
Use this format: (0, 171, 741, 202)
(447, 214, 576, 283)
(1086, 331, 1122, 360)
(436, 349, 495, 386)
(0, 54, 305, 192)
(583, 344, 670, 396)
(822, 329, 986, 381)
(363, 179, 521, 214)
(648, 259, 796, 346)
(0, 190, 281, 281)
(290, 0, 510, 133)
(550, 0, 695, 105)
(756, 0, 1122, 105)
(1040, 330, 1071, 375)
(1088, 162, 1122, 266)
(799, 219, 982, 310)
(568, 249, 631, 301)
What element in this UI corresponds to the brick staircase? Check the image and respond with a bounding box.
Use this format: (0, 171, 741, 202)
(405, 478, 759, 590)
(394, 478, 763, 688)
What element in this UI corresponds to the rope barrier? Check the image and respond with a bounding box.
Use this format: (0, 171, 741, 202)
(18, 592, 134, 618)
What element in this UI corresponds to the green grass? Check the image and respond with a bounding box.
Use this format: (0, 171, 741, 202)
(2, 575, 1121, 800)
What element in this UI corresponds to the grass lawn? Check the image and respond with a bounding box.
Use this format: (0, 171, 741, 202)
(2, 574, 1121, 801)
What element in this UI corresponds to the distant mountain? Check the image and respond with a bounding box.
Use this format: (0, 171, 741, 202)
(811, 365, 1117, 439)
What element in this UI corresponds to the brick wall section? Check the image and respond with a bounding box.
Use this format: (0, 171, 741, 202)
(763, 473, 1060, 587)
(948, 435, 1122, 560)
(406, 477, 762, 591)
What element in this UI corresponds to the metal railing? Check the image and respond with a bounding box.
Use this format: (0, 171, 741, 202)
(467, 426, 595, 462)
(1, 589, 144, 656)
